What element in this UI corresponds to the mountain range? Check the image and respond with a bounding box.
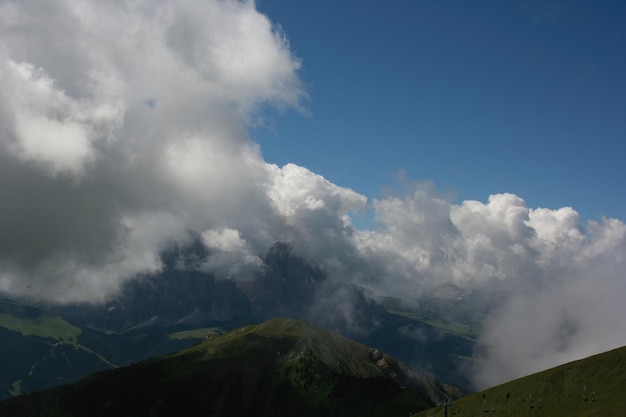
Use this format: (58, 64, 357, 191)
(1, 318, 624, 417)
(0, 318, 462, 417)
(0, 240, 477, 399)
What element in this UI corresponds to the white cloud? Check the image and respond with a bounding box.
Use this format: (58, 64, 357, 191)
(15, 115, 92, 175)
(0, 57, 97, 176)
(351, 187, 626, 388)
(246, 171, 622, 387)
(472, 244, 626, 389)
(201, 227, 262, 279)
(0, 0, 307, 301)
(267, 163, 366, 220)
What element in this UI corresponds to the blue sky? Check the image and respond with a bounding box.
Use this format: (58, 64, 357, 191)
(254, 0, 626, 223)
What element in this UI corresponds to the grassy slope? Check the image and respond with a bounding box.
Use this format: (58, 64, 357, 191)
(0, 301, 118, 398)
(0, 313, 81, 342)
(0, 318, 448, 417)
(0, 300, 215, 399)
(414, 345, 626, 417)
(382, 296, 484, 341)
(0, 312, 116, 366)
(167, 327, 223, 340)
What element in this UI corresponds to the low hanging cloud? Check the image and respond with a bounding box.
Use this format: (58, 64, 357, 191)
(355, 188, 626, 387)
(1, 0, 625, 388)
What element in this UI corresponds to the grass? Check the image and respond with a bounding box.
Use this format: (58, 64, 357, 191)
(380, 294, 485, 342)
(167, 327, 222, 340)
(384, 308, 481, 341)
(0, 313, 116, 369)
(0, 313, 81, 343)
(413, 345, 626, 417)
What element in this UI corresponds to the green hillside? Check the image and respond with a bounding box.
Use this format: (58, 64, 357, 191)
(414, 345, 626, 417)
(0, 313, 81, 342)
(0, 299, 204, 399)
(0, 300, 114, 398)
(381, 287, 492, 342)
(0, 318, 462, 417)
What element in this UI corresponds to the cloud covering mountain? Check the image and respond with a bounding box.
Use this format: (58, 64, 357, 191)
(1, 0, 625, 389)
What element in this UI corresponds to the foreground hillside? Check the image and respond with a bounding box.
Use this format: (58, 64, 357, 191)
(0, 318, 462, 417)
(414, 345, 626, 417)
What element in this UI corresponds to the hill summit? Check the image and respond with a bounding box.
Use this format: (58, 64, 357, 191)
(0, 318, 462, 417)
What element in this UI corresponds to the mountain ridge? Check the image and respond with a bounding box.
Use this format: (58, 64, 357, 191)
(0, 317, 463, 417)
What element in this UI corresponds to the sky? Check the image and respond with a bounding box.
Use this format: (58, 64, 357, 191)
(254, 0, 626, 223)
(0, 0, 625, 389)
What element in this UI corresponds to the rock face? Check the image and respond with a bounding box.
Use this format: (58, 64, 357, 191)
(53, 242, 328, 332)
(237, 242, 326, 320)
(0, 318, 464, 417)
(52, 241, 383, 337)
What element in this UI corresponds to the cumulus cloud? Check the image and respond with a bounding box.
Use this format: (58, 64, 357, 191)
(0, 0, 312, 301)
(353, 188, 626, 388)
(0, 0, 368, 303)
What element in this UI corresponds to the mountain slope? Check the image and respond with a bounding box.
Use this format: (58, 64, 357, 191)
(0, 299, 113, 399)
(414, 345, 626, 417)
(0, 297, 221, 400)
(0, 318, 462, 417)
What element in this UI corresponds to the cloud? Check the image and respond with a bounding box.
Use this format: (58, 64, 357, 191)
(0, 0, 309, 302)
(353, 187, 626, 388)
(470, 215, 626, 388)
(0, 0, 366, 304)
(201, 227, 262, 279)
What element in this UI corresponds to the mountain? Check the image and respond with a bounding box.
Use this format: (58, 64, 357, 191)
(0, 298, 111, 399)
(51, 237, 254, 332)
(0, 240, 477, 398)
(0, 318, 463, 417)
(381, 283, 497, 341)
(48, 242, 335, 334)
(413, 345, 626, 417)
(0, 298, 207, 400)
